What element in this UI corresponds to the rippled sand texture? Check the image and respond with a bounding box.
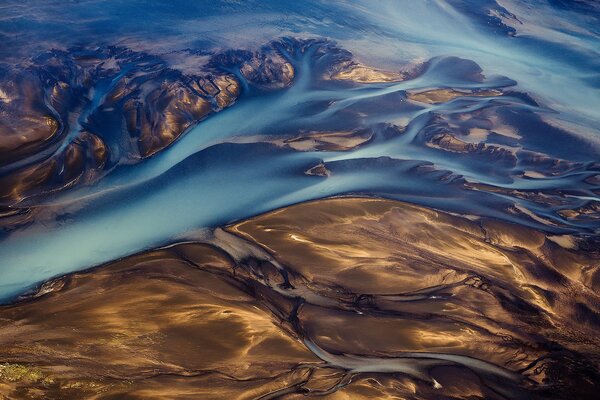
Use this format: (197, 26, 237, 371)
(1, 198, 598, 399)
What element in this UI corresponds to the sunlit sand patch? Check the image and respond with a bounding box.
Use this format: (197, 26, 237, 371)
(0, 88, 11, 103)
(424, 132, 518, 161)
(407, 88, 502, 104)
(0, 244, 318, 399)
(279, 129, 373, 152)
(487, 114, 522, 139)
(512, 203, 558, 226)
(229, 197, 600, 345)
(523, 170, 547, 179)
(547, 234, 577, 249)
(466, 127, 490, 142)
(558, 201, 600, 223)
(226, 129, 373, 153)
(0, 113, 59, 160)
(329, 63, 404, 83)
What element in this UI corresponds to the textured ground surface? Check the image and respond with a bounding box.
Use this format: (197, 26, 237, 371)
(1, 198, 598, 399)
(1, 1, 599, 398)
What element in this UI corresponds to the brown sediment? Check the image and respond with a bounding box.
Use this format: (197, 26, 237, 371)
(0, 132, 107, 203)
(0, 197, 599, 399)
(0, 244, 318, 399)
(209, 42, 296, 90)
(425, 132, 518, 165)
(213, 75, 242, 108)
(240, 54, 294, 89)
(558, 201, 600, 223)
(0, 115, 59, 156)
(280, 129, 373, 152)
(407, 88, 502, 104)
(304, 163, 330, 177)
(329, 63, 404, 83)
(0, 76, 61, 165)
(327, 57, 431, 86)
(126, 74, 240, 158)
(0, 65, 240, 204)
(226, 198, 600, 396)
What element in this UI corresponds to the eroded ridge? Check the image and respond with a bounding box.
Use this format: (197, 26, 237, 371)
(0, 38, 400, 207)
(1, 198, 598, 399)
